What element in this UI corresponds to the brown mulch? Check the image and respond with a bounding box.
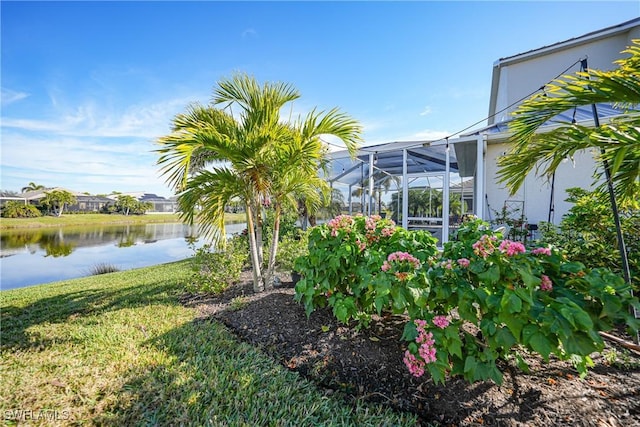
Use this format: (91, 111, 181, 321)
(181, 270, 640, 427)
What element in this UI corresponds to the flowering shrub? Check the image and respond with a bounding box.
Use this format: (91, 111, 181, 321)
(294, 214, 438, 327)
(295, 215, 639, 385)
(402, 218, 640, 384)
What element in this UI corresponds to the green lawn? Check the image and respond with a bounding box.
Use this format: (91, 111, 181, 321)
(0, 212, 247, 230)
(0, 262, 416, 426)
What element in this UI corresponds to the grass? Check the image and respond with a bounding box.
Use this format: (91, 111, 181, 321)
(87, 262, 121, 275)
(0, 261, 416, 426)
(0, 212, 247, 230)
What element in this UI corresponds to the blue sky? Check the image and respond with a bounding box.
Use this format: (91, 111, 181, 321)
(1, 1, 638, 197)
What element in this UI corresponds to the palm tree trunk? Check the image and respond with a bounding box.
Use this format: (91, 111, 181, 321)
(246, 203, 264, 292)
(265, 203, 281, 290)
(255, 202, 264, 267)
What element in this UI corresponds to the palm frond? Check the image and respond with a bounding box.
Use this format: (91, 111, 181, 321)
(499, 40, 640, 202)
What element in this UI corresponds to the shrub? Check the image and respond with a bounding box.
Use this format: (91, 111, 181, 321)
(295, 214, 640, 385)
(403, 218, 639, 384)
(276, 229, 309, 272)
(185, 235, 248, 294)
(1, 201, 42, 218)
(538, 187, 639, 290)
(294, 214, 439, 327)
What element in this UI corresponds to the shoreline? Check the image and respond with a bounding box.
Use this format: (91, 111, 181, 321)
(0, 212, 246, 230)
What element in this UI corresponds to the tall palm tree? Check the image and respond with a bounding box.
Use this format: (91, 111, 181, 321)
(497, 40, 640, 290)
(157, 73, 361, 292)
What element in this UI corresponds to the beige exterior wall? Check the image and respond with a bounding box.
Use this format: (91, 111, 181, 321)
(484, 142, 600, 226)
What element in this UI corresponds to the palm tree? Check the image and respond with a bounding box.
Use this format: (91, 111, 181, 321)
(497, 40, 640, 289)
(497, 41, 640, 203)
(21, 182, 45, 193)
(41, 190, 77, 217)
(157, 73, 361, 292)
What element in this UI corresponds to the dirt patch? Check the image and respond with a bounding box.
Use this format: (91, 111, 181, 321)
(182, 271, 640, 427)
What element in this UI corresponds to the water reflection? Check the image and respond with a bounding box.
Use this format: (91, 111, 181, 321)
(0, 222, 246, 290)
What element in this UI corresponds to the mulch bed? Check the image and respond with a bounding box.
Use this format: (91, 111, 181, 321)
(181, 271, 640, 427)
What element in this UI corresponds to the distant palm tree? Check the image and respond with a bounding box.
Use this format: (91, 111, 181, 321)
(41, 190, 77, 217)
(157, 73, 361, 292)
(21, 182, 45, 193)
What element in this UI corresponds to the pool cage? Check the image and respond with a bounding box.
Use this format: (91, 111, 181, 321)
(322, 135, 484, 245)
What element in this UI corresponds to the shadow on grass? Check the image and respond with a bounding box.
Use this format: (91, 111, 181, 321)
(100, 316, 417, 426)
(1, 280, 181, 351)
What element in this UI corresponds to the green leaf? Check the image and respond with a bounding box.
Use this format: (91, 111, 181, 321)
(478, 264, 500, 285)
(516, 265, 540, 289)
(528, 332, 554, 359)
(562, 332, 601, 356)
(515, 353, 530, 373)
(463, 355, 477, 374)
(494, 327, 516, 348)
(402, 321, 418, 342)
(499, 311, 525, 340)
(501, 289, 523, 314)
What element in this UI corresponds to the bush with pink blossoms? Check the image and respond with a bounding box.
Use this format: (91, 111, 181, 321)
(294, 214, 438, 326)
(401, 218, 639, 385)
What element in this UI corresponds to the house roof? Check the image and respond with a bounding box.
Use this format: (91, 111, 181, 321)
(326, 141, 458, 188)
(488, 17, 640, 125)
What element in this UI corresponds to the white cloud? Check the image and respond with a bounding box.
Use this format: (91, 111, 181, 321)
(413, 129, 450, 141)
(241, 28, 257, 38)
(1, 96, 193, 139)
(419, 106, 432, 116)
(1, 88, 29, 106)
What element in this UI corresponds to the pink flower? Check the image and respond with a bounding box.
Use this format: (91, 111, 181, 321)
(440, 259, 454, 270)
(386, 251, 421, 269)
(499, 240, 526, 256)
(532, 247, 552, 256)
(381, 227, 395, 237)
(540, 274, 553, 291)
(472, 235, 497, 258)
(457, 258, 470, 268)
(403, 350, 425, 377)
(404, 320, 439, 376)
(433, 316, 450, 329)
(381, 261, 391, 272)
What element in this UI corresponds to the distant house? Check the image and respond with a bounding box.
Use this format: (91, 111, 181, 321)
(0, 188, 179, 214)
(138, 193, 179, 213)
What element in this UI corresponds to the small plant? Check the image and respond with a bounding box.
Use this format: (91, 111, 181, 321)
(276, 229, 309, 272)
(491, 204, 529, 241)
(229, 296, 249, 311)
(538, 187, 639, 290)
(185, 235, 248, 294)
(88, 263, 120, 275)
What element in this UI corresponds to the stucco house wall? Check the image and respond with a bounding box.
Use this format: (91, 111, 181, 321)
(482, 18, 639, 227)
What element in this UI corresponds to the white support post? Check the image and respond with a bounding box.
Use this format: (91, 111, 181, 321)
(402, 149, 408, 229)
(475, 134, 485, 219)
(442, 143, 451, 243)
(368, 153, 375, 216)
(348, 184, 353, 215)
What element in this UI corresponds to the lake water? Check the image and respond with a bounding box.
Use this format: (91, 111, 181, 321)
(0, 222, 247, 290)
